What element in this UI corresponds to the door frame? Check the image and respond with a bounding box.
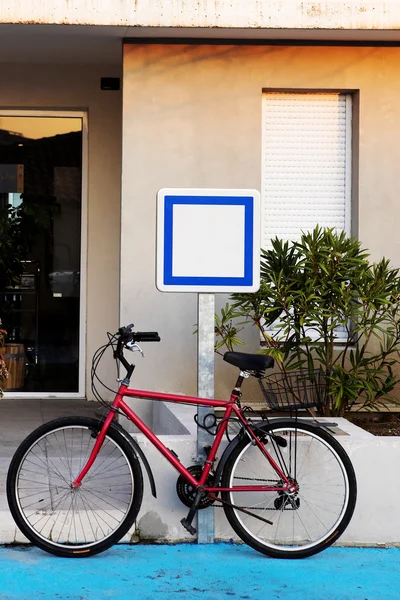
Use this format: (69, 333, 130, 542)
(0, 109, 88, 399)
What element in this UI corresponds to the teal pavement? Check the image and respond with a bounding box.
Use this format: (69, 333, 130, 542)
(0, 544, 398, 600)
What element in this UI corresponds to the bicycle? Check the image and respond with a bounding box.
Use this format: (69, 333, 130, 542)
(7, 324, 357, 559)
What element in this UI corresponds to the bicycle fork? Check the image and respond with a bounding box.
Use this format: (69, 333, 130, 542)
(71, 410, 117, 488)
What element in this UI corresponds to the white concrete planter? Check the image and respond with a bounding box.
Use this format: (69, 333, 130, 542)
(1, 404, 399, 547)
(132, 409, 400, 547)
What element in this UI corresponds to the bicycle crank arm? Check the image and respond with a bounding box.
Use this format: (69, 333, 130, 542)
(209, 494, 273, 526)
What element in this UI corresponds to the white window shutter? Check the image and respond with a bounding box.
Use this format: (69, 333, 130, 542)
(262, 92, 352, 249)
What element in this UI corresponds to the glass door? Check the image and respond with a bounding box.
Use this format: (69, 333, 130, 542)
(0, 114, 85, 395)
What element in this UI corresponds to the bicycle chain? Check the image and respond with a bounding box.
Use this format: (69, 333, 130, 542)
(216, 476, 287, 510)
(214, 506, 277, 511)
(234, 476, 279, 483)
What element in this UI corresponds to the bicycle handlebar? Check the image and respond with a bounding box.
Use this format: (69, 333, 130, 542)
(113, 325, 160, 378)
(133, 332, 161, 342)
(117, 324, 161, 344)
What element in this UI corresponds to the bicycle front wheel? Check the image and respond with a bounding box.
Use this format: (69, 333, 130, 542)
(7, 417, 143, 557)
(221, 420, 356, 559)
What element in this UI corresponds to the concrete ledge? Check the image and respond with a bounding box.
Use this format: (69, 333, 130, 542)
(1, 1, 400, 31)
(133, 418, 400, 546)
(1, 415, 400, 546)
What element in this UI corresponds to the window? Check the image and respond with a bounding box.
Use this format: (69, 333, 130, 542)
(261, 92, 353, 342)
(262, 92, 352, 248)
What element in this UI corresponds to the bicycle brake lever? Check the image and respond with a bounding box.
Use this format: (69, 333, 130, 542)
(126, 341, 144, 357)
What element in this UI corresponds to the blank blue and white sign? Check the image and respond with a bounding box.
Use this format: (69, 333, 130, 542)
(156, 189, 261, 292)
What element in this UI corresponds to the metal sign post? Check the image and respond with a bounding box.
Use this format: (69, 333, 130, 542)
(156, 188, 260, 545)
(197, 293, 215, 543)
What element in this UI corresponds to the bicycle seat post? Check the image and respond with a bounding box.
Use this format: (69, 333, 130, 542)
(231, 370, 250, 406)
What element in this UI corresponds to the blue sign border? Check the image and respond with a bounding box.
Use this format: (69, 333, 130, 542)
(163, 195, 254, 287)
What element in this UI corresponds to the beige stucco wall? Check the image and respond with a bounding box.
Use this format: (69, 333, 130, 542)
(121, 43, 400, 408)
(0, 61, 123, 398)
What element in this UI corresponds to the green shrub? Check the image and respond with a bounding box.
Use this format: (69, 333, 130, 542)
(217, 226, 400, 416)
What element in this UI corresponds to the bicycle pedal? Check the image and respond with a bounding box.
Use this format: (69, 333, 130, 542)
(180, 518, 197, 536)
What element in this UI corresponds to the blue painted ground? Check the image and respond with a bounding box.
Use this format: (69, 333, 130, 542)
(0, 544, 398, 600)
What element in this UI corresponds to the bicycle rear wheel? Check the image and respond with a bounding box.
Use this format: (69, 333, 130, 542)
(7, 417, 143, 557)
(221, 420, 356, 558)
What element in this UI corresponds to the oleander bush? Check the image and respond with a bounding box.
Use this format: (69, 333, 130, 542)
(216, 226, 400, 416)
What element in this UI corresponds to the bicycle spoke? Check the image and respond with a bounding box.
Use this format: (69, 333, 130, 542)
(29, 488, 73, 531)
(79, 487, 130, 519)
(79, 490, 108, 540)
(56, 495, 75, 543)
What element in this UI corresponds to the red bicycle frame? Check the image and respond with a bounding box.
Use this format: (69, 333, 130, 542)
(73, 383, 293, 494)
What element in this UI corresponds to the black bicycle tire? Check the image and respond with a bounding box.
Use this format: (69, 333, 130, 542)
(221, 420, 357, 559)
(7, 416, 144, 558)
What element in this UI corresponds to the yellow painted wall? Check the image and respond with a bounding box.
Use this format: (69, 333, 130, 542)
(122, 44, 400, 401)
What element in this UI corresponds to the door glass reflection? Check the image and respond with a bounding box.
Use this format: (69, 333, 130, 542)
(0, 117, 82, 392)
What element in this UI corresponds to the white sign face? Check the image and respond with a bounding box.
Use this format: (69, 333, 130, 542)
(156, 188, 261, 293)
